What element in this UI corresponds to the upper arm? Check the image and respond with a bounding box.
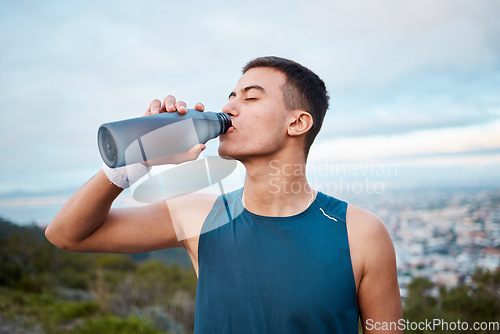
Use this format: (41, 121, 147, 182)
(347, 205, 402, 333)
(69, 193, 217, 254)
(70, 200, 180, 253)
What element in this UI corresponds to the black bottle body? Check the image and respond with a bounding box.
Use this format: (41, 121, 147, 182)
(98, 110, 231, 168)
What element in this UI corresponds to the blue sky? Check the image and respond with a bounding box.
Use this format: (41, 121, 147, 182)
(1, 0, 499, 194)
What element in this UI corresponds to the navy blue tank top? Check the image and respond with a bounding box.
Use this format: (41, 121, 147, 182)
(194, 188, 359, 333)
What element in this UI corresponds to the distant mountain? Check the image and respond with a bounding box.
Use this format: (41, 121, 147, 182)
(0, 216, 46, 240)
(0, 187, 77, 199)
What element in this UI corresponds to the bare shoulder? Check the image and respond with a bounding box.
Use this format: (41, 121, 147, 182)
(166, 192, 219, 213)
(346, 204, 390, 240)
(345, 204, 396, 273)
(166, 192, 219, 242)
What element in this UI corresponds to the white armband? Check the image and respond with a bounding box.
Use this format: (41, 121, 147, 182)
(102, 163, 151, 189)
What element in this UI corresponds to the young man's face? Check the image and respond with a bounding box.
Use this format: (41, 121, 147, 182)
(218, 67, 290, 161)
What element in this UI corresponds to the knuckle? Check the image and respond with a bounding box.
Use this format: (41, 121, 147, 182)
(149, 99, 161, 109)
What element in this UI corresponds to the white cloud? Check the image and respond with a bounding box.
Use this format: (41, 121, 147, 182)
(319, 76, 500, 138)
(310, 119, 500, 162)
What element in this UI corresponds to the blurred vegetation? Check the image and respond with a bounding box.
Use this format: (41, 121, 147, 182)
(403, 269, 500, 334)
(1, 216, 499, 333)
(0, 217, 196, 334)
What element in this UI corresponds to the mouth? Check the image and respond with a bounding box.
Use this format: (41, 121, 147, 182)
(220, 126, 235, 140)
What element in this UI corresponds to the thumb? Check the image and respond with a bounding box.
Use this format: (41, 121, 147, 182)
(187, 143, 206, 160)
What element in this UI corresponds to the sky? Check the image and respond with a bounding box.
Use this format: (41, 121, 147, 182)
(1, 0, 500, 196)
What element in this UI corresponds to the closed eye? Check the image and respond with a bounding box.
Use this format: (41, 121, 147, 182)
(245, 98, 257, 101)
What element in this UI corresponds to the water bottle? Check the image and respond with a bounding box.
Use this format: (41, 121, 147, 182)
(98, 110, 232, 168)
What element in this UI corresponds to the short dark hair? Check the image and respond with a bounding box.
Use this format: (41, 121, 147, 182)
(242, 56, 329, 159)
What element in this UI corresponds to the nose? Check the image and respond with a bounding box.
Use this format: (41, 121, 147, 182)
(222, 99, 239, 117)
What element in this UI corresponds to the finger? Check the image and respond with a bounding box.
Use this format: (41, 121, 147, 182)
(145, 99, 162, 116)
(163, 95, 177, 112)
(194, 102, 205, 112)
(169, 144, 206, 165)
(186, 144, 206, 161)
(142, 144, 206, 166)
(175, 101, 188, 114)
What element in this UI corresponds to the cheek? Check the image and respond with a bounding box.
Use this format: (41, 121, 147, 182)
(245, 120, 274, 140)
(252, 112, 284, 133)
(251, 124, 284, 151)
(226, 110, 286, 149)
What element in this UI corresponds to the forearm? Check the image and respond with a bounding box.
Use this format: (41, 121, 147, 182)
(45, 170, 123, 250)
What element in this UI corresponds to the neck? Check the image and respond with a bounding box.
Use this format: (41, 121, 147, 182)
(240, 152, 315, 217)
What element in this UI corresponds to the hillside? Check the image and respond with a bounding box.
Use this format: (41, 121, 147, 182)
(0, 217, 197, 334)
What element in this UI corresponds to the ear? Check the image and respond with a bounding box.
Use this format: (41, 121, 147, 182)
(287, 110, 313, 137)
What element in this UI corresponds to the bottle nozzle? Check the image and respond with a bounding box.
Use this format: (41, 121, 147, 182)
(216, 113, 232, 134)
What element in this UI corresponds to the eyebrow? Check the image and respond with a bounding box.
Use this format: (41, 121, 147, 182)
(228, 85, 265, 100)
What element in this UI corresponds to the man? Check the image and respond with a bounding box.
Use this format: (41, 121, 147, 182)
(46, 56, 402, 333)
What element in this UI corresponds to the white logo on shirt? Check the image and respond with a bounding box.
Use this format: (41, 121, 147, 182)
(319, 208, 338, 222)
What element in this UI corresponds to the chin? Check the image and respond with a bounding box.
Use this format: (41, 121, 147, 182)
(218, 143, 251, 162)
(218, 145, 238, 160)
(218, 145, 275, 163)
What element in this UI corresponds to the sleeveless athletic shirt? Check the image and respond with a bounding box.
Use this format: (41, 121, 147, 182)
(194, 188, 359, 333)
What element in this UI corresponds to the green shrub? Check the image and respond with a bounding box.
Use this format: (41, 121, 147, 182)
(74, 315, 164, 334)
(53, 300, 100, 323)
(97, 254, 136, 272)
